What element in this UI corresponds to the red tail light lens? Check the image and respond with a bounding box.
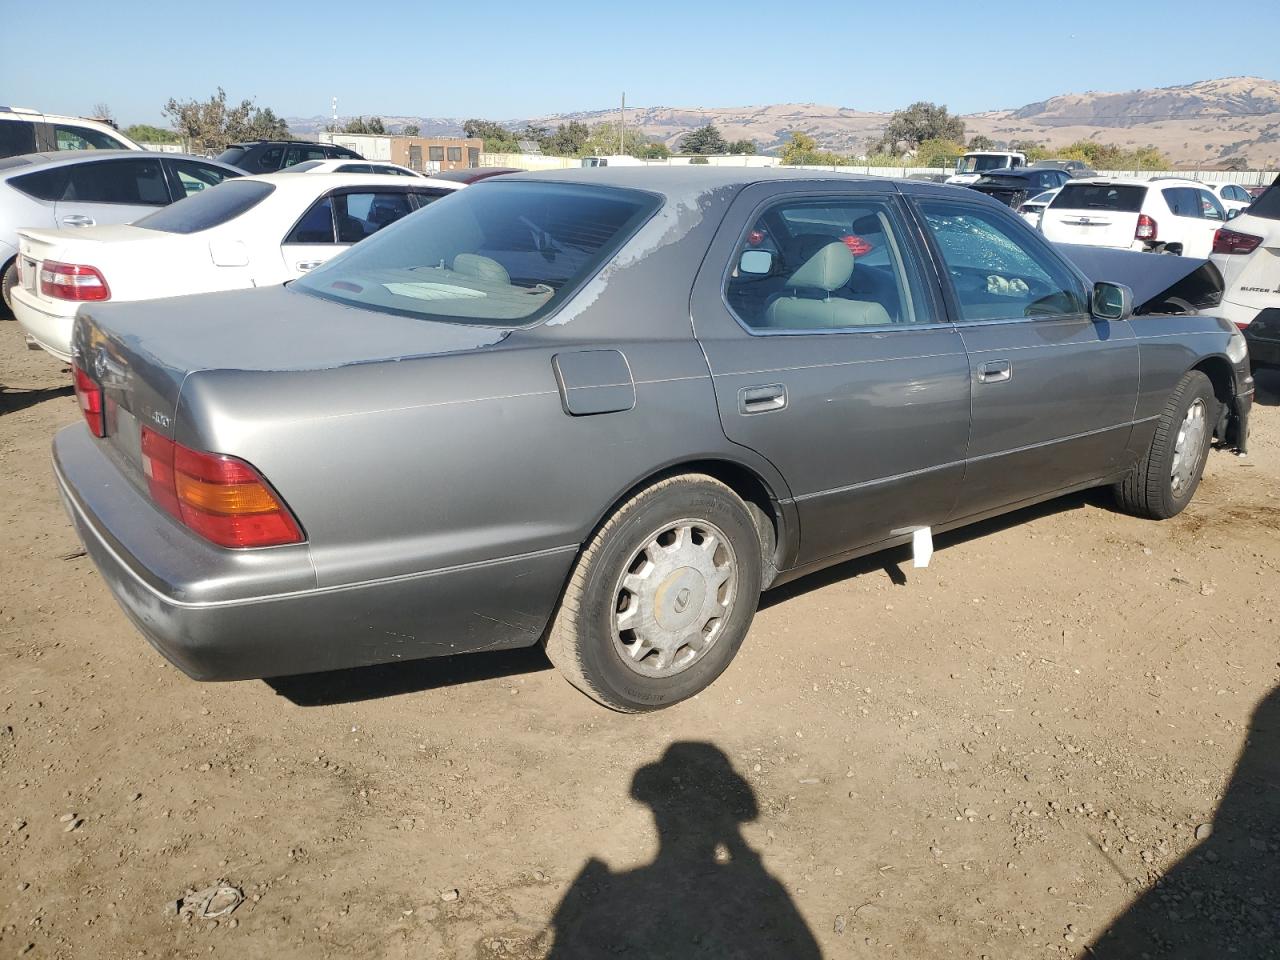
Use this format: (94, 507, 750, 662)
(40, 261, 110, 301)
(1135, 215, 1157, 241)
(140, 427, 304, 548)
(1212, 228, 1263, 255)
(72, 364, 106, 437)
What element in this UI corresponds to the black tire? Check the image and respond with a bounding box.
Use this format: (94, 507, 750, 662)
(1114, 370, 1218, 519)
(545, 474, 763, 712)
(1, 259, 17, 319)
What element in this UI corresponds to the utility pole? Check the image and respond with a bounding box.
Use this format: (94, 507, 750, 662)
(619, 92, 625, 155)
(331, 97, 338, 131)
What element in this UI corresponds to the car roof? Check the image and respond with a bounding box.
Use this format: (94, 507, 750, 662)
(430, 166, 523, 183)
(0, 150, 237, 176)
(243, 171, 461, 192)
(503, 165, 884, 194)
(225, 140, 333, 149)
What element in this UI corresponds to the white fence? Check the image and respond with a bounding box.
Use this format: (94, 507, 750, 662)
(480, 152, 1278, 186)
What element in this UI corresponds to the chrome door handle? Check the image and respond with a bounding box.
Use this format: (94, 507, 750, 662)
(738, 383, 787, 414)
(295, 260, 324, 272)
(61, 215, 95, 227)
(978, 359, 1012, 384)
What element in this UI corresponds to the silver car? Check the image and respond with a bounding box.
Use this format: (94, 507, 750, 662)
(54, 168, 1253, 712)
(0, 150, 241, 316)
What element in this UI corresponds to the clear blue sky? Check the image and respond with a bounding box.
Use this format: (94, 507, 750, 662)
(3, 0, 1277, 125)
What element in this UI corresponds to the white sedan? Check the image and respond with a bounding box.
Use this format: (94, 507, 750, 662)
(1205, 182, 1255, 216)
(283, 158, 425, 177)
(13, 172, 460, 362)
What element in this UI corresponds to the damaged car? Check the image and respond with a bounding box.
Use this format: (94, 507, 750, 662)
(54, 169, 1253, 712)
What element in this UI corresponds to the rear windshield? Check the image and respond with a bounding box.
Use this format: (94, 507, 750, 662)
(1051, 184, 1146, 213)
(293, 181, 660, 326)
(215, 147, 248, 166)
(975, 174, 1027, 187)
(282, 159, 323, 172)
(1249, 175, 1280, 221)
(133, 180, 275, 234)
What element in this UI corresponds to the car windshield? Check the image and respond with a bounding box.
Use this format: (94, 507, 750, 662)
(133, 180, 275, 234)
(957, 155, 1007, 174)
(293, 181, 661, 326)
(1249, 175, 1280, 221)
(1050, 184, 1146, 213)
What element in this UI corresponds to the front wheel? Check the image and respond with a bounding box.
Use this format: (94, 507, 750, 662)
(545, 475, 763, 712)
(1114, 370, 1218, 519)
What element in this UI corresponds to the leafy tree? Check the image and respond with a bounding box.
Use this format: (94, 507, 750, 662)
(728, 139, 756, 155)
(780, 131, 849, 166)
(639, 141, 670, 160)
(163, 87, 288, 153)
(402, 123, 421, 137)
(92, 102, 115, 125)
(578, 123, 656, 158)
(679, 124, 728, 155)
(878, 102, 965, 153)
(1009, 139, 1050, 161)
(541, 121, 591, 157)
(343, 116, 385, 135)
(916, 138, 965, 167)
(967, 134, 995, 151)
(463, 119, 519, 152)
(124, 123, 181, 144)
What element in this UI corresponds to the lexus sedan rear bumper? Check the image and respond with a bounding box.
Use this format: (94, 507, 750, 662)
(53, 425, 575, 681)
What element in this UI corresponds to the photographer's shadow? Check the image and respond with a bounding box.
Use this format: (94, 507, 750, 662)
(1091, 685, 1280, 958)
(547, 741, 820, 959)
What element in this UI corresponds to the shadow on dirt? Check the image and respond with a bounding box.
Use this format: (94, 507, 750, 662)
(0, 384, 73, 415)
(265, 644, 554, 706)
(1090, 685, 1280, 958)
(545, 742, 820, 959)
(1253, 367, 1280, 407)
(762, 489, 1100, 609)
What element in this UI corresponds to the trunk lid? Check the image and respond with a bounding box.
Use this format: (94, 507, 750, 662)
(19, 225, 165, 306)
(72, 284, 512, 476)
(1041, 182, 1148, 249)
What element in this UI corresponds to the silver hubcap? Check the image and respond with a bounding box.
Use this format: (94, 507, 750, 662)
(611, 519, 738, 678)
(1170, 398, 1208, 497)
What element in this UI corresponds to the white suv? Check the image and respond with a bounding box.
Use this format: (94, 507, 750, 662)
(1041, 177, 1228, 259)
(0, 106, 140, 159)
(1209, 176, 1279, 332)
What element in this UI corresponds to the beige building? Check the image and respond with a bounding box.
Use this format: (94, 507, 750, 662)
(318, 132, 483, 172)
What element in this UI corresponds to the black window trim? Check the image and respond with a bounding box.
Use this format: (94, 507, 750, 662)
(53, 156, 174, 207)
(718, 188, 951, 338)
(905, 195, 1092, 328)
(281, 185, 435, 246)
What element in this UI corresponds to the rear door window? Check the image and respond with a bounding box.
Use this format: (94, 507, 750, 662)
(254, 146, 284, 171)
(64, 158, 171, 204)
(284, 145, 329, 168)
(133, 180, 275, 234)
(166, 159, 237, 198)
(0, 119, 37, 158)
(335, 191, 415, 243)
(1197, 189, 1225, 222)
(1051, 184, 1146, 212)
(9, 166, 71, 201)
(53, 123, 129, 151)
(285, 195, 336, 244)
(918, 200, 1087, 322)
(1162, 187, 1203, 218)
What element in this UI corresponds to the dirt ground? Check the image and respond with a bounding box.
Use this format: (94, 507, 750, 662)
(2, 319, 1278, 960)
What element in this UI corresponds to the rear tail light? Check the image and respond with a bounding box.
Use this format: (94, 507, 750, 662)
(1235, 322, 1251, 332)
(140, 427, 304, 549)
(1212, 228, 1263, 255)
(1135, 215, 1157, 241)
(72, 364, 106, 437)
(40, 261, 110, 301)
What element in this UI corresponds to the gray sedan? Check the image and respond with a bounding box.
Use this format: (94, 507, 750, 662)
(54, 168, 1253, 711)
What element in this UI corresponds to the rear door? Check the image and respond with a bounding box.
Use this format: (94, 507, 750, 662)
(691, 181, 972, 566)
(912, 197, 1140, 519)
(1042, 182, 1147, 248)
(52, 157, 171, 228)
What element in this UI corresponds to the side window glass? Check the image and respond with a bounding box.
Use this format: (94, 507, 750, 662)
(918, 201, 1086, 322)
(256, 146, 284, 171)
(53, 123, 126, 150)
(1198, 190, 1225, 221)
(1163, 187, 1199, 218)
(725, 197, 929, 331)
(170, 160, 233, 197)
(411, 189, 449, 209)
(335, 191, 414, 243)
(0, 119, 38, 157)
(284, 146, 327, 168)
(285, 196, 335, 244)
(65, 158, 169, 204)
(9, 167, 70, 201)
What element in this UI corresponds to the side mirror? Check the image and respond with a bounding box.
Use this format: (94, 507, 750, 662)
(739, 250, 773, 276)
(1092, 281, 1133, 321)
(1227, 208, 1241, 220)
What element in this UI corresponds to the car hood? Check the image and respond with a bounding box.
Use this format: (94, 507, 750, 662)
(1056, 244, 1224, 315)
(75, 284, 512, 375)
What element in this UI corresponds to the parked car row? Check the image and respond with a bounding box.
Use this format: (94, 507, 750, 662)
(43, 165, 1252, 711)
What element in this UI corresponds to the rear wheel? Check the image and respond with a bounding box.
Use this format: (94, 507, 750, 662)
(1114, 370, 1217, 519)
(545, 474, 763, 712)
(1, 259, 17, 318)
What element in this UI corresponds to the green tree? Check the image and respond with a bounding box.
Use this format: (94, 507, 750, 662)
(967, 134, 995, 151)
(163, 88, 287, 153)
(639, 141, 670, 160)
(728, 139, 756, 155)
(463, 119, 520, 152)
(679, 124, 728, 155)
(1010, 139, 1050, 161)
(402, 123, 421, 137)
(878, 102, 965, 153)
(124, 123, 181, 144)
(541, 121, 591, 157)
(916, 137, 966, 167)
(780, 131, 850, 166)
(343, 116, 385, 135)
(578, 123, 656, 158)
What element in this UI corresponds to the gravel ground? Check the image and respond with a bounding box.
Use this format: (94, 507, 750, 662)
(2, 320, 1278, 959)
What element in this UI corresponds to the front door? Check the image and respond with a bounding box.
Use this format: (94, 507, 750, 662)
(691, 183, 972, 567)
(911, 198, 1140, 521)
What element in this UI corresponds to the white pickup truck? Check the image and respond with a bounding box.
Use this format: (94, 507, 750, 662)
(946, 150, 1027, 185)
